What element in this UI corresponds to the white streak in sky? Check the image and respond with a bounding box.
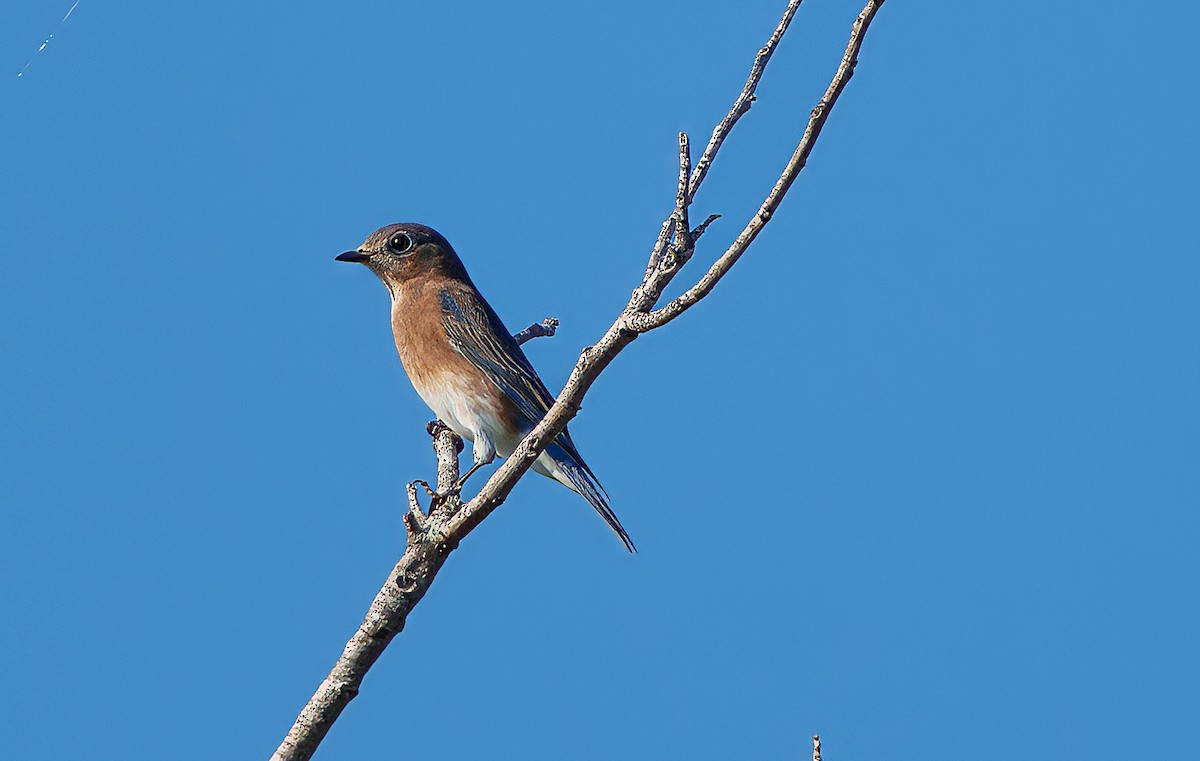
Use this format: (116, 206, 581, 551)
(16, 2, 82, 78)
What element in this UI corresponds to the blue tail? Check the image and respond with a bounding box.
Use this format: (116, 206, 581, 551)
(547, 442, 636, 553)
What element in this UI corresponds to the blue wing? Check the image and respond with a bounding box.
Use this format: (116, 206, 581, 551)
(438, 287, 556, 427)
(439, 287, 634, 551)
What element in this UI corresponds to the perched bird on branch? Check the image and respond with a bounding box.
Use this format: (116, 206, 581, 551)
(337, 223, 634, 552)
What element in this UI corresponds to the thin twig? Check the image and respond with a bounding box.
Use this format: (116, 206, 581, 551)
(405, 482, 427, 534)
(513, 317, 559, 345)
(663, 132, 693, 274)
(638, 217, 677, 306)
(688, 0, 805, 199)
(690, 213, 721, 243)
(628, 0, 886, 332)
(428, 421, 461, 495)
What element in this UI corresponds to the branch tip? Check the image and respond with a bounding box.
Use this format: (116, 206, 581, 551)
(513, 318, 559, 345)
(405, 481, 428, 520)
(690, 214, 720, 242)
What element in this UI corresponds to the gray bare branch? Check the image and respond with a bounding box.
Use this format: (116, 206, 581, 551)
(272, 3, 886, 758)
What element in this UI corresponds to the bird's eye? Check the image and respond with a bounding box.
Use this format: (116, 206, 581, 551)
(388, 233, 414, 254)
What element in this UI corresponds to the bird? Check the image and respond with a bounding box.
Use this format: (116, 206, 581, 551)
(336, 223, 635, 552)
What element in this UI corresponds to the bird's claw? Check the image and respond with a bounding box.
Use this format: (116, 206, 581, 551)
(410, 479, 438, 499)
(442, 461, 487, 500)
(412, 464, 484, 510)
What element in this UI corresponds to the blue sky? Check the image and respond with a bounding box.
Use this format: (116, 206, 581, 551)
(2, 1, 1197, 759)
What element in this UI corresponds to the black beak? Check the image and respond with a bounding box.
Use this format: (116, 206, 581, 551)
(336, 250, 369, 263)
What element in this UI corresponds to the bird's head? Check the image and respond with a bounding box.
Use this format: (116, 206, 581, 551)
(337, 223, 469, 291)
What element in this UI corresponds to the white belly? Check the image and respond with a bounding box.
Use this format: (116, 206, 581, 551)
(415, 372, 520, 464)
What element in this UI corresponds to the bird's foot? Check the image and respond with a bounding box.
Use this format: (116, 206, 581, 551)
(440, 460, 487, 499)
(410, 479, 438, 499)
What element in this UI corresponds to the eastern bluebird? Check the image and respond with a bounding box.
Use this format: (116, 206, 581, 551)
(337, 223, 634, 552)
